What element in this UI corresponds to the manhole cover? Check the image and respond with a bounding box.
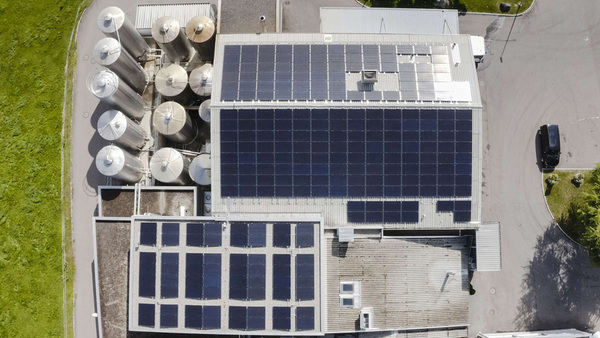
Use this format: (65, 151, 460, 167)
(489, 287, 496, 294)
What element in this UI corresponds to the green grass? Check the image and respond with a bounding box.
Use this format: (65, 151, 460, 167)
(360, 0, 534, 15)
(0, 1, 90, 336)
(543, 170, 593, 242)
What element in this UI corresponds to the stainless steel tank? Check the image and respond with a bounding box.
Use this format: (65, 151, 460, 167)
(189, 153, 211, 185)
(97, 6, 149, 60)
(150, 148, 192, 185)
(185, 16, 216, 62)
(151, 16, 193, 63)
(189, 64, 213, 98)
(199, 99, 211, 124)
(96, 145, 144, 183)
(93, 37, 147, 93)
(87, 68, 145, 120)
(155, 64, 195, 104)
(97, 110, 146, 150)
(153, 101, 197, 144)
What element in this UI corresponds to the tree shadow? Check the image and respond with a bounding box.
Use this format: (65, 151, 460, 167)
(515, 224, 600, 331)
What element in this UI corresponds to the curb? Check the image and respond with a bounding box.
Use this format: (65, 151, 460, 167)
(356, 0, 536, 17)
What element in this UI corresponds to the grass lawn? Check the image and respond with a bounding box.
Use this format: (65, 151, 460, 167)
(360, 0, 534, 15)
(0, 0, 90, 336)
(543, 170, 593, 243)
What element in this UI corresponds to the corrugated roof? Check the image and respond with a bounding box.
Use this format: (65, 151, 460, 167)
(476, 222, 502, 272)
(135, 3, 216, 36)
(320, 8, 459, 36)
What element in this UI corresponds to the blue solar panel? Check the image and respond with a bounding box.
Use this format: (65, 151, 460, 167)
(247, 307, 266, 330)
(296, 254, 314, 301)
(229, 254, 247, 299)
(273, 254, 291, 300)
(248, 254, 266, 300)
(185, 253, 203, 299)
(203, 254, 221, 299)
(248, 223, 266, 247)
(229, 306, 246, 330)
(162, 222, 179, 246)
(185, 305, 202, 329)
(296, 307, 314, 331)
(347, 201, 419, 223)
(204, 223, 222, 247)
(186, 223, 203, 247)
(140, 222, 156, 246)
(203, 306, 221, 329)
(273, 223, 290, 247)
(138, 303, 155, 327)
(161, 253, 178, 298)
(296, 223, 314, 248)
(160, 304, 177, 328)
(139, 252, 155, 297)
(220, 108, 472, 199)
(273, 307, 291, 331)
(230, 223, 248, 247)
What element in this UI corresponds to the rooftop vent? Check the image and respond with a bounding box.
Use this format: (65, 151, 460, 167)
(338, 227, 354, 243)
(361, 70, 378, 84)
(359, 307, 374, 330)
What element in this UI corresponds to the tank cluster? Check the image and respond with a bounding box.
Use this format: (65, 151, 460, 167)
(88, 6, 215, 187)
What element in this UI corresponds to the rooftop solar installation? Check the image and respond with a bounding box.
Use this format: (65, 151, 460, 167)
(140, 222, 157, 246)
(273, 307, 291, 331)
(347, 201, 419, 223)
(220, 108, 472, 200)
(296, 307, 315, 331)
(296, 254, 314, 301)
(437, 200, 472, 223)
(230, 254, 266, 300)
(139, 252, 156, 298)
(221, 43, 471, 103)
(230, 223, 267, 247)
(138, 303, 155, 327)
(160, 253, 178, 298)
(161, 223, 179, 246)
(273, 254, 291, 300)
(187, 222, 222, 247)
(160, 304, 178, 328)
(273, 223, 291, 247)
(185, 305, 221, 329)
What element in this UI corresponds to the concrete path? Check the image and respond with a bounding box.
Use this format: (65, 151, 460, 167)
(459, 1, 600, 335)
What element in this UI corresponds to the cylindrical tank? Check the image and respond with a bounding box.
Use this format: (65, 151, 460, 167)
(93, 37, 147, 93)
(185, 16, 216, 62)
(153, 101, 198, 144)
(155, 64, 195, 104)
(96, 145, 144, 183)
(189, 64, 213, 98)
(97, 110, 146, 150)
(199, 99, 211, 124)
(189, 154, 211, 185)
(88, 68, 145, 120)
(97, 6, 149, 60)
(151, 16, 193, 63)
(150, 148, 192, 185)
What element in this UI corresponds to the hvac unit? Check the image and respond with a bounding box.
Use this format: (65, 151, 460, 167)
(359, 307, 374, 330)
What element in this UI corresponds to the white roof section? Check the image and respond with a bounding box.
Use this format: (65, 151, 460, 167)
(320, 8, 459, 35)
(476, 222, 502, 272)
(477, 329, 592, 338)
(135, 3, 216, 36)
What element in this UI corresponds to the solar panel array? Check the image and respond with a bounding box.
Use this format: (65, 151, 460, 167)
(220, 44, 467, 102)
(436, 200, 471, 223)
(135, 221, 318, 332)
(220, 108, 472, 199)
(347, 201, 419, 223)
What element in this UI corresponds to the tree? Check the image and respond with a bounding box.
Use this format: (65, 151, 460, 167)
(575, 165, 600, 265)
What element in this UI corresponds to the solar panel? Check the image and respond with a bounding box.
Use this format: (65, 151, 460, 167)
(273, 223, 291, 247)
(185, 305, 202, 329)
(185, 253, 203, 299)
(139, 252, 156, 297)
(248, 223, 266, 247)
(161, 253, 178, 298)
(203, 254, 221, 299)
(296, 223, 314, 248)
(229, 306, 246, 330)
(160, 304, 178, 328)
(296, 254, 314, 301)
(347, 201, 419, 223)
(273, 254, 291, 300)
(248, 254, 266, 300)
(138, 303, 155, 327)
(186, 223, 204, 247)
(229, 254, 247, 299)
(140, 222, 157, 246)
(247, 307, 266, 330)
(296, 307, 314, 331)
(162, 222, 179, 246)
(203, 306, 221, 329)
(273, 307, 291, 331)
(230, 223, 248, 247)
(220, 108, 472, 199)
(204, 223, 222, 247)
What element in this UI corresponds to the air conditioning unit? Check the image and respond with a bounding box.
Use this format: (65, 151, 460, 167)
(359, 307, 373, 330)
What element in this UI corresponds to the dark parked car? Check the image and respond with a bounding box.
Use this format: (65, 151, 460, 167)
(539, 124, 561, 168)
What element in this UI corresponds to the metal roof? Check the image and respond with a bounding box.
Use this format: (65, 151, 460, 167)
(320, 7, 459, 36)
(135, 3, 216, 36)
(475, 222, 502, 272)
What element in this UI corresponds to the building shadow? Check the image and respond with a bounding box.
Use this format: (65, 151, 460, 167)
(515, 224, 600, 331)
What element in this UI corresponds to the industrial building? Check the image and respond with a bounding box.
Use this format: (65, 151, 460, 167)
(90, 3, 497, 337)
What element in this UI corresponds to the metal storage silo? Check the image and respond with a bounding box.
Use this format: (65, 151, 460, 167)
(189, 153, 211, 185)
(96, 145, 144, 183)
(199, 99, 211, 124)
(150, 148, 192, 185)
(151, 16, 193, 63)
(153, 101, 198, 144)
(88, 68, 145, 120)
(189, 64, 213, 98)
(93, 37, 147, 93)
(155, 64, 195, 104)
(97, 6, 149, 60)
(97, 110, 146, 150)
(185, 16, 216, 62)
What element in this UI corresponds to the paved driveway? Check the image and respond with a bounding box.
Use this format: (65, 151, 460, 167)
(459, 1, 600, 334)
